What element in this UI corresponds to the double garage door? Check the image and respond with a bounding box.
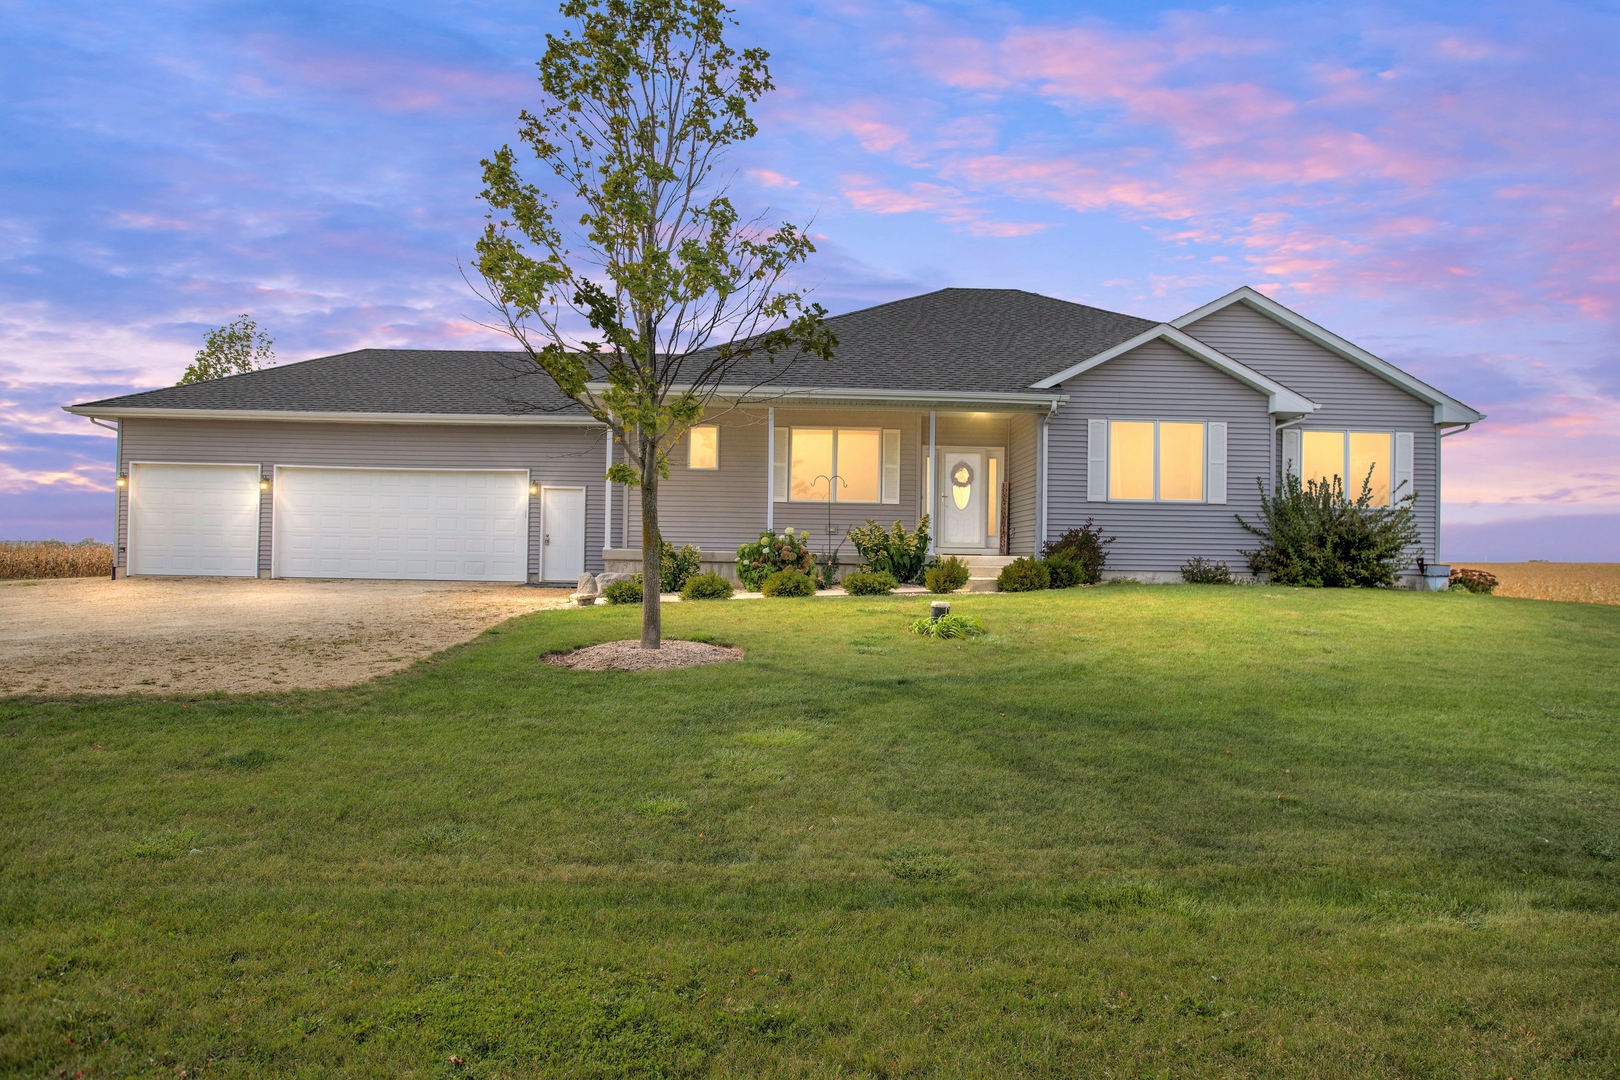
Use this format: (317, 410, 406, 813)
(127, 464, 585, 583)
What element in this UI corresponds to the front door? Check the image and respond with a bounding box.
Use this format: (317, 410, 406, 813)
(939, 449, 985, 549)
(541, 486, 586, 583)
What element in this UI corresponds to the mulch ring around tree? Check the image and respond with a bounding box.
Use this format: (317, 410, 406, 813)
(543, 639, 744, 672)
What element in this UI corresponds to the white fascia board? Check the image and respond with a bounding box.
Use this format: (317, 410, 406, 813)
(1170, 286, 1487, 425)
(62, 406, 603, 426)
(1029, 324, 1317, 417)
(583, 383, 1067, 411)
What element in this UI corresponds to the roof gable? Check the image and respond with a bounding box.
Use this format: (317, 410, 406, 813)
(1169, 287, 1484, 425)
(1028, 323, 1317, 418)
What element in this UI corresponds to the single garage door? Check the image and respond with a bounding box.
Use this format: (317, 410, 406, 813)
(274, 467, 529, 582)
(128, 463, 261, 577)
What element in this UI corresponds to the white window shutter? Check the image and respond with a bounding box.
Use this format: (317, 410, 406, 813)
(773, 427, 789, 502)
(1282, 427, 1302, 484)
(1393, 431, 1415, 502)
(1087, 419, 1107, 501)
(1206, 422, 1227, 504)
(881, 429, 901, 504)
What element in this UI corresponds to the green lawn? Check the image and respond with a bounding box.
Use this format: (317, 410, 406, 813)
(3, 586, 1618, 1078)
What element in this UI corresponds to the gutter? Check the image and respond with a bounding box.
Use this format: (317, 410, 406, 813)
(61, 406, 603, 427)
(583, 384, 1068, 412)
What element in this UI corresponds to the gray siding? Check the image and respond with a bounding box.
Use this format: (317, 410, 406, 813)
(1047, 340, 1273, 574)
(625, 408, 927, 554)
(118, 418, 610, 579)
(1182, 304, 1440, 559)
(1007, 412, 1039, 555)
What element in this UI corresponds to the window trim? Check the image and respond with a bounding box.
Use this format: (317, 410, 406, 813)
(1105, 418, 1209, 504)
(784, 426, 898, 504)
(686, 424, 719, 470)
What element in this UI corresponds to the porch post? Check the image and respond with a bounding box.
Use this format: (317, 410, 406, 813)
(1038, 412, 1049, 547)
(927, 410, 937, 555)
(603, 429, 613, 552)
(766, 407, 775, 533)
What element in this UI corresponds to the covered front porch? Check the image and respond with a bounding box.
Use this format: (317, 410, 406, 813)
(603, 396, 1055, 581)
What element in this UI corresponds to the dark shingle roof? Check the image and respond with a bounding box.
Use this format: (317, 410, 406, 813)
(715, 288, 1155, 392)
(72, 289, 1156, 413)
(71, 349, 590, 416)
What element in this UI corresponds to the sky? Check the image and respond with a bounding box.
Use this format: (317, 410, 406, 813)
(2, 0, 1617, 560)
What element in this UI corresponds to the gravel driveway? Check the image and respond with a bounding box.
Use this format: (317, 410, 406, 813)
(0, 577, 573, 696)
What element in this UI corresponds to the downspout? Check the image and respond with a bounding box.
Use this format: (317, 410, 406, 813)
(1038, 402, 1056, 549)
(766, 407, 775, 534)
(1272, 416, 1307, 494)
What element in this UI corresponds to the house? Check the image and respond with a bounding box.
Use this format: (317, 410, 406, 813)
(65, 286, 1483, 585)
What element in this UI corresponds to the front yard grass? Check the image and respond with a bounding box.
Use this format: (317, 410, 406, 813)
(2, 585, 1618, 1077)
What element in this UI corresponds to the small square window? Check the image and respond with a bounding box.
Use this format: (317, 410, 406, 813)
(688, 425, 719, 469)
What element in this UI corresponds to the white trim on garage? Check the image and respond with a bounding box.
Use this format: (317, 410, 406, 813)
(272, 465, 531, 582)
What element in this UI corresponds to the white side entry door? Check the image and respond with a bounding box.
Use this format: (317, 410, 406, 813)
(540, 486, 586, 583)
(128, 463, 260, 577)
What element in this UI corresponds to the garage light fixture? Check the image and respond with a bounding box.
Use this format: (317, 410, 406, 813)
(115, 474, 127, 488)
(259, 475, 271, 492)
(529, 482, 540, 495)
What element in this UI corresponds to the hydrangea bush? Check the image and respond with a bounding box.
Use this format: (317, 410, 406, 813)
(735, 528, 817, 591)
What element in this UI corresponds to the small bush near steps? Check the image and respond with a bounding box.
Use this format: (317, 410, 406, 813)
(680, 572, 734, 601)
(1181, 557, 1234, 584)
(601, 576, 644, 605)
(1042, 551, 1084, 588)
(926, 556, 970, 594)
(997, 557, 1049, 592)
(1040, 520, 1113, 585)
(761, 569, 816, 597)
(841, 570, 898, 595)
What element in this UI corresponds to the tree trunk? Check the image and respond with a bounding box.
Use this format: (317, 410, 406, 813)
(639, 449, 662, 650)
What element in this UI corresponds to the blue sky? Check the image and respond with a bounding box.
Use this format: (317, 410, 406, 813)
(3, 0, 1617, 559)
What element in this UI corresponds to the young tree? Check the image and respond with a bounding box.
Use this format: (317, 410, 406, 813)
(473, 0, 834, 649)
(178, 315, 276, 384)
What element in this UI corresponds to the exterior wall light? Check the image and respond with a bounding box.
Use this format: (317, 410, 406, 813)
(529, 483, 540, 495)
(260, 476, 272, 492)
(115, 474, 127, 488)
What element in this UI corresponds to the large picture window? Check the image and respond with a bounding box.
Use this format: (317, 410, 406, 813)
(783, 427, 899, 503)
(1108, 420, 1205, 502)
(1301, 430, 1392, 505)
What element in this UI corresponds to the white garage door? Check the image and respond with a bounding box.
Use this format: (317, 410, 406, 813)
(274, 467, 529, 582)
(128, 463, 261, 577)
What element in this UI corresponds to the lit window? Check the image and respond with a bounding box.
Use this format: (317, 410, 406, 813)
(1158, 422, 1204, 502)
(1348, 432, 1391, 505)
(1109, 420, 1206, 502)
(787, 428, 891, 502)
(1298, 431, 1393, 505)
(1109, 421, 1155, 500)
(687, 425, 718, 469)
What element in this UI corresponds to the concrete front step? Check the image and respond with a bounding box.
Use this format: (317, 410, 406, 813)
(940, 553, 1017, 593)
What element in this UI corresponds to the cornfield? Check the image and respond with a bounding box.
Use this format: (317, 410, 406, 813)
(0, 540, 114, 580)
(1451, 562, 1620, 607)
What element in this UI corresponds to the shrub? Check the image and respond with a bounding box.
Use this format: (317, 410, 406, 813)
(841, 570, 898, 595)
(761, 569, 816, 597)
(925, 556, 970, 594)
(845, 516, 931, 583)
(1238, 472, 1421, 588)
(1040, 521, 1113, 585)
(997, 556, 1049, 592)
(601, 576, 643, 604)
(1181, 557, 1234, 584)
(1042, 551, 1084, 588)
(814, 553, 841, 591)
(680, 572, 734, 601)
(659, 541, 703, 593)
(1450, 567, 1498, 594)
(735, 528, 817, 590)
(909, 613, 986, 639)
(0, 539, 114, 580)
